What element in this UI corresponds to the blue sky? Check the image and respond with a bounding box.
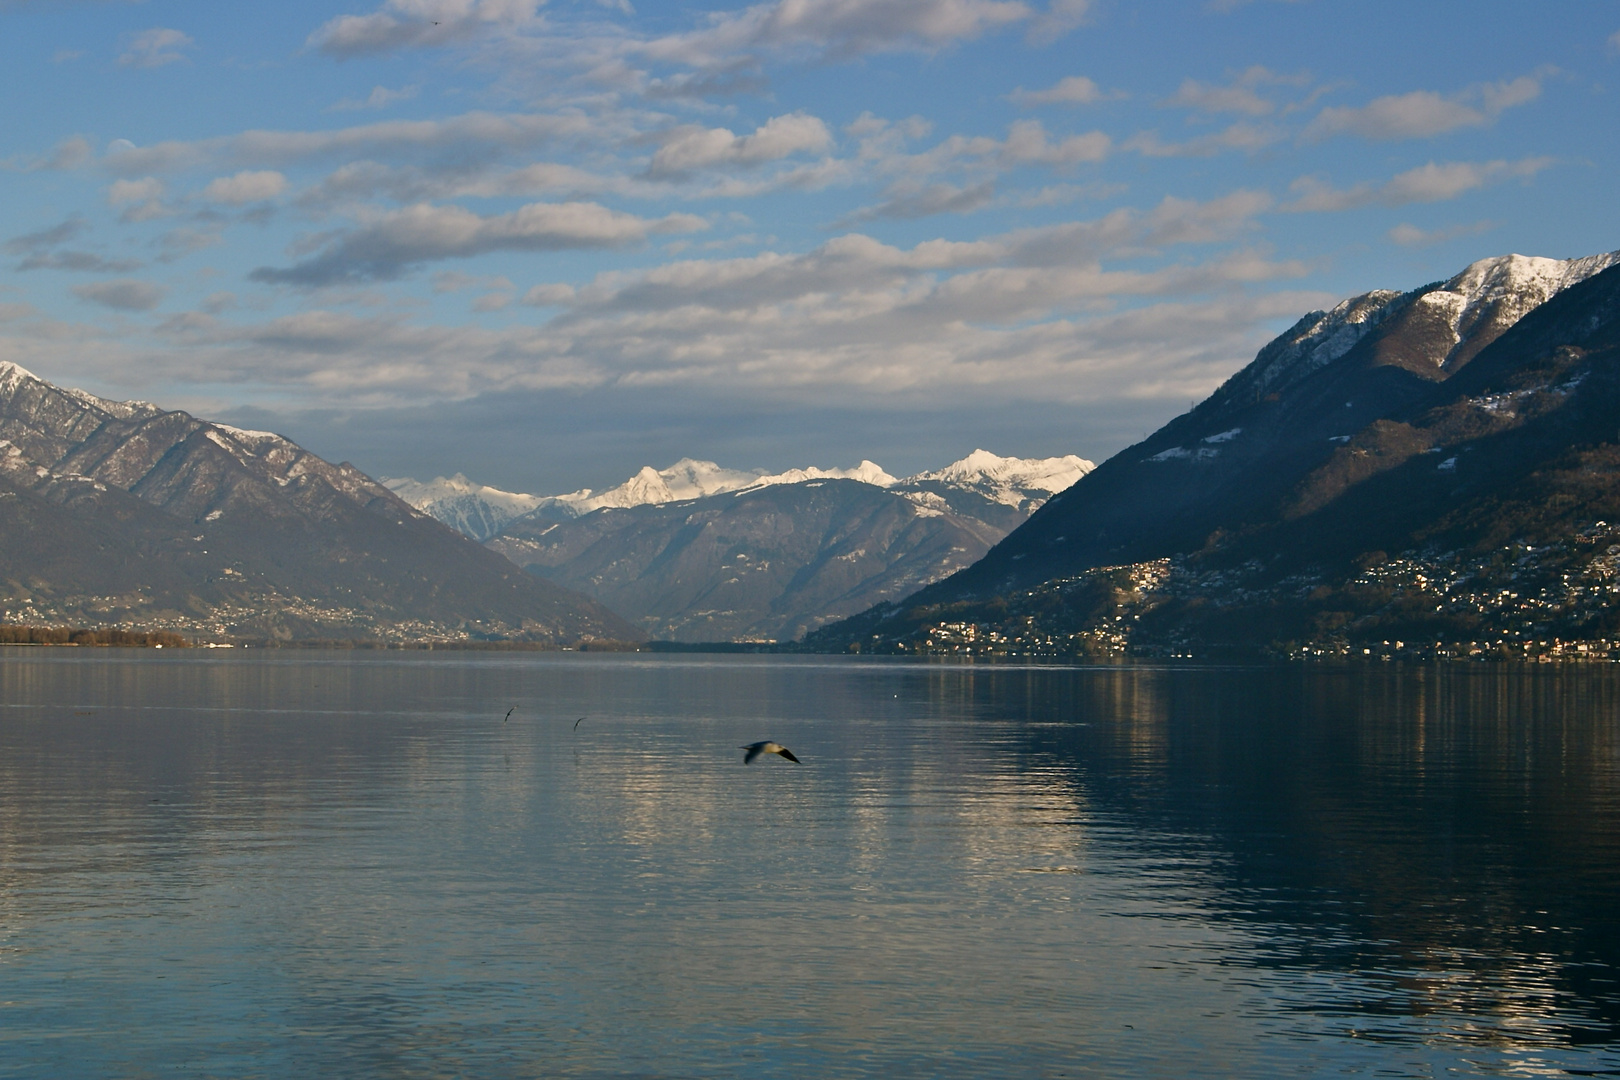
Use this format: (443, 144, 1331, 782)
(2, 0, 1616, 493)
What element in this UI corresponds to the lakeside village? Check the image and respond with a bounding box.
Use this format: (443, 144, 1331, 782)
(848, 521, 1620, 663)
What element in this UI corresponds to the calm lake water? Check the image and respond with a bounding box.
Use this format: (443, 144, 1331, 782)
(0, 650, 1617, 1078)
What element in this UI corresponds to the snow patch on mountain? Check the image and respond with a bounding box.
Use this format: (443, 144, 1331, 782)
(1242, 291, 1405, 400)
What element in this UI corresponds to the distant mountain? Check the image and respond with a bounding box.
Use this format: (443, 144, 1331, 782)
(0, 363, 637, 643)
(892, 450, 1094, 532)
(382, 473, 543, 542)
(809, 249, 1620, 658)
(477, 450, 1093, 642)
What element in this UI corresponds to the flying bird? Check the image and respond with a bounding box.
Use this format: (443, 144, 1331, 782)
(574, 716, 587, 730)
(504, 707, 515, 723)
(741, 741, 800, 764)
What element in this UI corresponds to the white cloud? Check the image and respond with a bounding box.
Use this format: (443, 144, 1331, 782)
(999, 119, 1110, 165)
(73, 279, 167, 311)
(1124, 122, 1280, 158)
(204, 170, 290, 204)
(433, 271, 515, 293)
(1281, 157, 1553, 212)
(3, 216, 145, 273)
(639, 0, 1035, 66)
(1304, 74, 1544, 140)
(107, 177, 166, 204)
(106, 177, 172, 223)
(1008, 75, 1115, 107)
(648, 113, 833, 177)
(251, 201, 708, 285)
(1026, 0, 1091, 42)
(331, 85, 422, 111)
(1387, 220, 1496, 248)
(299, 160, 618, 208)
(158, 226, 226, 261)
(17, 251, 144, 273)
(1163, 67, 1305, 116)
(102, 111, 592, 176)
(836, 181, 996, 224)
(5, 191, 1300, 411)
(118, 28, 194, 69)
(16, 136, 93, 172)
(309, 0, 543, 57)
(535, 192, 1276, 326)
(5, 217, 88, 255)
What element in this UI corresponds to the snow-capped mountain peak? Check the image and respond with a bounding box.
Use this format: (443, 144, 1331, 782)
(904, 450, 1095, 507)
(382, 473, 545, 541)
(1419, 249, 1620, 368)
(743, 459, 899, 491)
(0, 360, 163, 422)
(0, 360, 38, 393)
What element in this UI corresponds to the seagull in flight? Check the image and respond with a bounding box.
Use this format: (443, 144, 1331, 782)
(574, 716, 587, 730)
(741, 741, 800, 764)
(504, 707, 515, 723)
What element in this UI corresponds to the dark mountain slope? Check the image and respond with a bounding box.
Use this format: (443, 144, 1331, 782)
(809, 250, 1620, 656)
(932, 252, 1620, 601)
(1254, 262, 1620, 563)
(0, 363, 636, 642)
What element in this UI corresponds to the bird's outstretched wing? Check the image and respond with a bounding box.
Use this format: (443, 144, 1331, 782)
(742, 743, 764, 764)
(777, 747, 800, 763)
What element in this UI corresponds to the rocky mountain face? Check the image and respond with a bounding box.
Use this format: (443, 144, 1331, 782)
(810, 249, 1620, 658)
(478, 451, 1093, 642)
(0, 363, 636, 643)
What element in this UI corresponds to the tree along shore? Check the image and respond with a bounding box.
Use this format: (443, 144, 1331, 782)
(0, 625, 189, 648)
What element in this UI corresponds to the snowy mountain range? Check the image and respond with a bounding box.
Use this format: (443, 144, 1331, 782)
(385, 450, 1093, 542)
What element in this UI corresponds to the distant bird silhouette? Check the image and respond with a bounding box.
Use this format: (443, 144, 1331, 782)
(574, 716, 586, 730)
(504, 707, 515, 723)
(741, 741, 800, 764)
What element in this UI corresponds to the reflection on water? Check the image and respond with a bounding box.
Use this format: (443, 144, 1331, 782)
(0, 651, 1617, 1078)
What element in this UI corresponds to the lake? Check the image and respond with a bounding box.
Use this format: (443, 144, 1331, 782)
(0, 650, 1617, 1078)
